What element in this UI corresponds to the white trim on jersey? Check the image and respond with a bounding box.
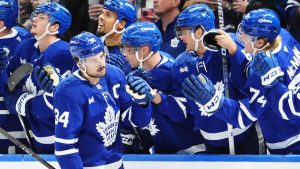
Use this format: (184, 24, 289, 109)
(55, 148, 79, 156)
(55, 137, 79, 144)
(267, 133, 300, 150)
(200, 125, 251, 141)
(31, 132, 55, 144)
(176, 143, 206, 154)
(0, 110, 10, 115)
(0, 131, 26, 139)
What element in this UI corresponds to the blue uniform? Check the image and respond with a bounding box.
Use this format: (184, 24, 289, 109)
(155, 16, 186, 58)
(0, 27, 31, 154)
(214, 30, 300, 154)
(54, 65, 151, 169)
(140, 53, 205, 154)
(4, 37, 75, 153)
(170, 50, 261, 154)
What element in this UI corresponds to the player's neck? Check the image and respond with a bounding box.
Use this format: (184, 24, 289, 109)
(105, 33, 121, 47)
(143, 52, 161, 70)
(160, 9, 179, 31)
(0, 28, 12, 37)
(38, 35, 59, 53)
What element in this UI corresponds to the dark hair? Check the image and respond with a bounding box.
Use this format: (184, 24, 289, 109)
(178, 0, 186, 12)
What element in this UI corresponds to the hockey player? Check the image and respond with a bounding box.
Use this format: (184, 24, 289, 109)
(120, 21, 206, 154)
(97, 0, 136, 55)
(173, 4, 261, 154)
(4, 2, 74, 154)
(185, 9, 300, 154)
(0, 0, 32, 154)
(54, 32, 152, 169)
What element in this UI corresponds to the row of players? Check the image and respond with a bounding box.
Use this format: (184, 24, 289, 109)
(0, 0, 300, 168)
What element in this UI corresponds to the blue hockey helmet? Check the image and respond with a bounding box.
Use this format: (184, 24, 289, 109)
(70, 32, 105, 60)
(104, 0, 136, 28)
(241, 9, 281, 42)
(0, 0, 18, 28)
(176, 4, 215, 32)
(33, 2, 72, 35)
(122, 21, 162, 52)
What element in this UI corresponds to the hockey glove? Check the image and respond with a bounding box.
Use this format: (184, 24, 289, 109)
(126, 75, 156, 105)
(34, 64, 60, 93)
(127, 68, 151, 83)
(0, 47, 10, 73)
(181, 74, 224, 116)
(109, 54, 132, 76)
(249, 52, 284, 88)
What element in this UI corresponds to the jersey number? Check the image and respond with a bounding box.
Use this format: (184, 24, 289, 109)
(54, 108, 69, 128)
(249, 87, 267, 107)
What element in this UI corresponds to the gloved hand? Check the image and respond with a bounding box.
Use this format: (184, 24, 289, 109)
(109, 54, 132, 76)
(34, 64, 60, 93)
(181, 74, 224, 116)
(0, 47, 10, 73)
(126, 75, 156, 105)
(249, 52, 284, 88)
(127, 68, 151, 83)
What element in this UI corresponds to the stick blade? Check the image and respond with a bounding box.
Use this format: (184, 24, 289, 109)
(7, 63, 33, 92)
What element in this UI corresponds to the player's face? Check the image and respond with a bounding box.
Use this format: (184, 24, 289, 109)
(97, 9, 118, 36)
(153, 0, 176, 16)
(30, 13, 50, 36)
(122, 45, 139, 68)
(178, 27, 196, 51)
(83, 52, 106, 78)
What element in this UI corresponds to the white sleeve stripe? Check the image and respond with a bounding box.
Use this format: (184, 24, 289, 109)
(171, 96, 187, 118)
(239, 101, 257, 121)
(279, 91, 290, 120)
(55, 137, 79, 144)
(55, 148, 79, 156)
(238, 111, 246, 129)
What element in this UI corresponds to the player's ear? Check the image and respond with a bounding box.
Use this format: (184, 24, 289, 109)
(195, 26, 204, 39)
(0, 21, 4, 29)
(256, 38, 268, 49)
(49, 23, 60, 34)
(117, 20, 126, 31)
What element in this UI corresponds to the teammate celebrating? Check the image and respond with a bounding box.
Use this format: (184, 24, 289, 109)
(121, 21, 206, 154)
(4, 2, 74, 154)
(97, 0, 136, 55)
(0, 0, 32, 154)
(189, 9, 300, 154)
(54, 32, 152, 169)
(173, 4, 261, 154)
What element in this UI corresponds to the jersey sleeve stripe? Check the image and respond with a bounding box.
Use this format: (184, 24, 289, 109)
(239, 101, 257, 121)
(55, 137, 79, 144)
(55, 148, 79, 156)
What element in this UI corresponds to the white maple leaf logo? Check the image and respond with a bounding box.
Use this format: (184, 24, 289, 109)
(143, 118, 160, 136)
(96, 105, 120, 147)
(23, 74, 44, 96)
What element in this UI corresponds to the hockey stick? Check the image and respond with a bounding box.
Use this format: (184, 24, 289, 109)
(217, 0, 235, 154)
(7, 63, 33, 92)
(0, 127, 55, 169)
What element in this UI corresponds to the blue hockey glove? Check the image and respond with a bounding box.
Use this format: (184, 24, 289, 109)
(109, 54, 132, 75)
(181, 74, 224, 116)
(127, 68, 151, 83)
(249, 52, 284, 88)
(0, 47, 10, 73)
(34, 64, 60, 92)
(126, 75, 156, 105)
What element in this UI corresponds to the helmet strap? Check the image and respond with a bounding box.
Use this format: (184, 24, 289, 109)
(101, 19, 124, 43)
(135, 48, 154, 69)
(0, 26, 6, 33)
(34, 23, 59, 47)
(191, 32, 202, 52)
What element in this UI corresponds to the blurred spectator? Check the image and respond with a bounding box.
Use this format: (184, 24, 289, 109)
(285, 0, 300, 42)
(154, 0, 186, 58)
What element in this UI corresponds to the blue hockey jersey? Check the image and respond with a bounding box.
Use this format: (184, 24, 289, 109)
(4, 37, 75, 153)
(170, 50, 261, 154)
(214, 30, 300, 154)
(0, 27, 32, 153)
(54, 65, 151, 169)
(140, 54, 206, 154)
